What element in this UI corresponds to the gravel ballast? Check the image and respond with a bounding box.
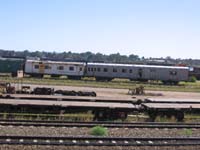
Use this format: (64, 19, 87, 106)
(0, 145, 200, 150)
(0, 126, 199, 137)
(0, 126, 199, 149)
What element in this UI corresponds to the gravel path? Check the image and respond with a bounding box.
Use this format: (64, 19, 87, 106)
(0, 126, 199, 137)
(14, 83, 200, 100)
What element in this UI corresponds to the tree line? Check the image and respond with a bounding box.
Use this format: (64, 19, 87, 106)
(0, 49, 200, 66)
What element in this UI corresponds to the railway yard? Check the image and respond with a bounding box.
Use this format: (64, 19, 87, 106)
(0, 80, 200, 149)
(1, 1, 200, 149)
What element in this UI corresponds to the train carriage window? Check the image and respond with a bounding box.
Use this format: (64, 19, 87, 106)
(170, 71, 177, 75)
(45, 65, 51, 70)
(88, 68, 90, 72)
(103, 68, 108, 72)
(57, 66, 64, 70)
(91, 68, 93, 72)
(34, 65, 39, 69)
(94, 68, 96, 71)
(113, 68, 117, 72)
(80, 67, 82, 71)
(97, 68, 101, 72)
(129, 69, 132, 73)
(122, 69, 127, 73)
(150, 69, 156, 72)
(69, 66, 74, 71)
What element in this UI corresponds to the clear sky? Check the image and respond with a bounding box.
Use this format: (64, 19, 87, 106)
(0, 0, 200, 59)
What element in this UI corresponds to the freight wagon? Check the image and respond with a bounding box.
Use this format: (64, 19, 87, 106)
(0, 57, 24, 76)
(1, 94, 200, 121)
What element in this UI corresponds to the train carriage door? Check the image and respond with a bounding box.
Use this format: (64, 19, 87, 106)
(91, 67, 95, 77)
(149, 68, 156, 80)
(39, 62, 45, 74)
(138, 68, 143, 79)
(169, 70, 178, 81)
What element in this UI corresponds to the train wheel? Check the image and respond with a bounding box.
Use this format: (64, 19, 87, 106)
(68, 76, 81, 80)
(166, 113, 172, 119)
(106, 78, 113, 82)
(172, 81, 179, 85)
(162, 81, 171, 85)
(175, 111, 184, 122)
(91, 92, 97, 97)
(148, 111, 157, 122)
(93, 111, 102, 121)
(119, 112, 128, 121)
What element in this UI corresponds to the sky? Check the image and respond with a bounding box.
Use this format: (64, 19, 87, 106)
(0, 0, 200, 59)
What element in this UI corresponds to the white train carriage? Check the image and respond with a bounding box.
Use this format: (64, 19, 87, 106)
(85, 63, 189, 84)
(25, 60, 86, 79)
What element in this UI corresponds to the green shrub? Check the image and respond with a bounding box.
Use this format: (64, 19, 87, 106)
(189, 76, 197, 82)
(182, 129, 193, 136)
(90, 126, 108, 136)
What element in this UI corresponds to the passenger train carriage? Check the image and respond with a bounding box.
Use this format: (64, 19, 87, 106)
(24, 60, 189, 84)
(86, 63, 189, 84)
(25, 60, 86, 79)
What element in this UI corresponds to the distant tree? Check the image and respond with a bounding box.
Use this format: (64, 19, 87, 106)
(129, 54, 140, 61)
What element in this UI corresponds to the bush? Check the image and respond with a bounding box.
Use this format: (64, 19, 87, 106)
(182, 129, 193, 136)
(189, 76, 197, 82)
(90, 126, 108, 136)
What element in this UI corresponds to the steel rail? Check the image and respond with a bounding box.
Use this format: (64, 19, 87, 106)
(1, 119, 200, 125)
(0, 135, 200, 146)
(1, 120, 200, 128)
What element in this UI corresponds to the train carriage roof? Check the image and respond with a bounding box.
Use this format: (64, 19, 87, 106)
(26, 60, 86, 65)
(26, 60, 189, 70)
(87, 62, 189, 70)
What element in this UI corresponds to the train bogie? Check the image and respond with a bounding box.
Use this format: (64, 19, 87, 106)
(93, 110, 128, 121)
(147, 110, 185, 122)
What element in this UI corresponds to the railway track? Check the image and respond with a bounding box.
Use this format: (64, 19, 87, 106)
(0, 135, 200, 146)
(1, 119, 200, 128)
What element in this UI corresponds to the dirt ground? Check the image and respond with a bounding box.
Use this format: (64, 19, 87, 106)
(13, 83, 200, 100)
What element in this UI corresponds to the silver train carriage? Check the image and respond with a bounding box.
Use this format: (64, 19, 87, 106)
(24, 60, 189, 84)
(24, 60, 86, 79)
(85, 63, 189, 84)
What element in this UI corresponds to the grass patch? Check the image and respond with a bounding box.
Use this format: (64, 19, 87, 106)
(155, 116, 177, 122)
(0, 112, 93, 121)
(189, 76, 197, 82)
(182, 129, 193, 136)
(90, 126, 108, 136)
